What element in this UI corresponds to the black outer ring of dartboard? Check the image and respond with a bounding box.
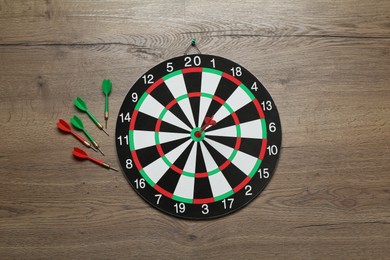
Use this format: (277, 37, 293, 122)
(115, 54, 282, 220)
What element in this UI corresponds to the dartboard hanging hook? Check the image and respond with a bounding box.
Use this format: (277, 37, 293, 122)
(184, 38, 201, 55)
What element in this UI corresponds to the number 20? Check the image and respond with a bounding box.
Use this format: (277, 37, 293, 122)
(184, 56, 201, 67)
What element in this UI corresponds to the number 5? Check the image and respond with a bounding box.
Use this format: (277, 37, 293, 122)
(166, 62, 173, 72)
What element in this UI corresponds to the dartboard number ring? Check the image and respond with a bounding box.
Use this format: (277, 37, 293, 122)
(116, 54, 281, 219)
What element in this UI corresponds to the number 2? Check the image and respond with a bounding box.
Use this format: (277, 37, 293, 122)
(245, 185, 252, 196)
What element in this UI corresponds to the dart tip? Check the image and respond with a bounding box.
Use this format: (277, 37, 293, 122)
(110, 167, 119, 172)
(90, 146, 99, 152)
(97, 147, 105, 156)
(105, 120, 107, 129)
(102, 128, 109, 136)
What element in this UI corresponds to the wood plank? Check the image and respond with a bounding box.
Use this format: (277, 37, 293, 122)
(1, 0, 390, 44)
(0, 0, 389, 259)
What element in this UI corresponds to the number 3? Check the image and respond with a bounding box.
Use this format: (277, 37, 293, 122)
(202, 204, 209, 214)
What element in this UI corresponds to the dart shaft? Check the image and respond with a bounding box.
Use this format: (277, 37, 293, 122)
(83, 129, 95, 143)
(88, 156, 105, 166)
(71, 131, 91, 146)
(105, 95, 109, 115)
(105, 111, 108, 129)
(70, 131, 85, 143)
(85, 111, 108, 135)
(86, 111, 103, 129)
(88, 157, 117, 171)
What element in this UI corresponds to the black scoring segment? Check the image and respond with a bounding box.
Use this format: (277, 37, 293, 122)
(203, 140, 232, 166)
(206, 113, 236, 132)
(205, 135, 236, 150)
(134, 145, 160, 169)
(172, 142, 195, 170)
(183, 72, 202, 126)
(195, 143, 207, 173)
(151, 82, 193, 129)
(158, 120, 190, 134)
(234, 102, 261, 124)
(159, 137, 191, 156)
(238, 137, 263, 158)
(193, 176, 213, 199)
(156, 168, 181, 194)
(149, 82, 175, 107)
(220, 161, 248, 189)
(214, 76, 237, 102)
(133, 112, 158, 131)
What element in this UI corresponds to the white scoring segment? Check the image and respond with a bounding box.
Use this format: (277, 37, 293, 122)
(212, 85, 253, 123)
(204, 137, 259, 176)
(164, 139, 193, 164)
(208, 171, 233, 197)
(142, 139, 192, 184)
(239, 119, 263, 139)
(132, 130, 189, 150)
(207, 119, 263, 139)
(183, 142, 197, 173)
(198, 71, 222, 127)
(206, 124, 236, 138)
(138, 94, 191, 131)
(199, 142, 233, 197)
(158, 132, 189, 146)
(173, 174, 195, 200)
(199, 142, 219, 171)
(142, 156, 170, 184)
(204, 137, 234, 160)
(231, 149, 259, 176)
(164, 73, 197, 128)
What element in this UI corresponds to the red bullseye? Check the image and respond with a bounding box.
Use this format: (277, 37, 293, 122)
(195, 131, 202, 138)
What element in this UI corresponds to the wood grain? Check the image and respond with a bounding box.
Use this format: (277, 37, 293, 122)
(0, 0, 389, 259)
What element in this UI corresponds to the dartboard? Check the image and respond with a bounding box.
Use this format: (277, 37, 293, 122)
(116, 54, 281, 219)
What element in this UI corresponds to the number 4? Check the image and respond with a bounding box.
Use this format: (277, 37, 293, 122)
(251, 82, 258, 91)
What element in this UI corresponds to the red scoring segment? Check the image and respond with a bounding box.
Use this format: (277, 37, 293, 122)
(182, 67, 203, 74)
(222, 72, 242, 86)
(193, 197, 215, 204)
(146, 78, 164, 94)
(154, 184, 173, 199)
(253, 99, 265, 119)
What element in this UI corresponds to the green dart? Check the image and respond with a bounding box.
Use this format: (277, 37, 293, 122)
(74, 97, 109, 136)
(71, 115, 104, 155)
(102, 79, 112, 129)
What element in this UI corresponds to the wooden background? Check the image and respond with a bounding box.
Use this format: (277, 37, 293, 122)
(1, 0, 389, 259)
